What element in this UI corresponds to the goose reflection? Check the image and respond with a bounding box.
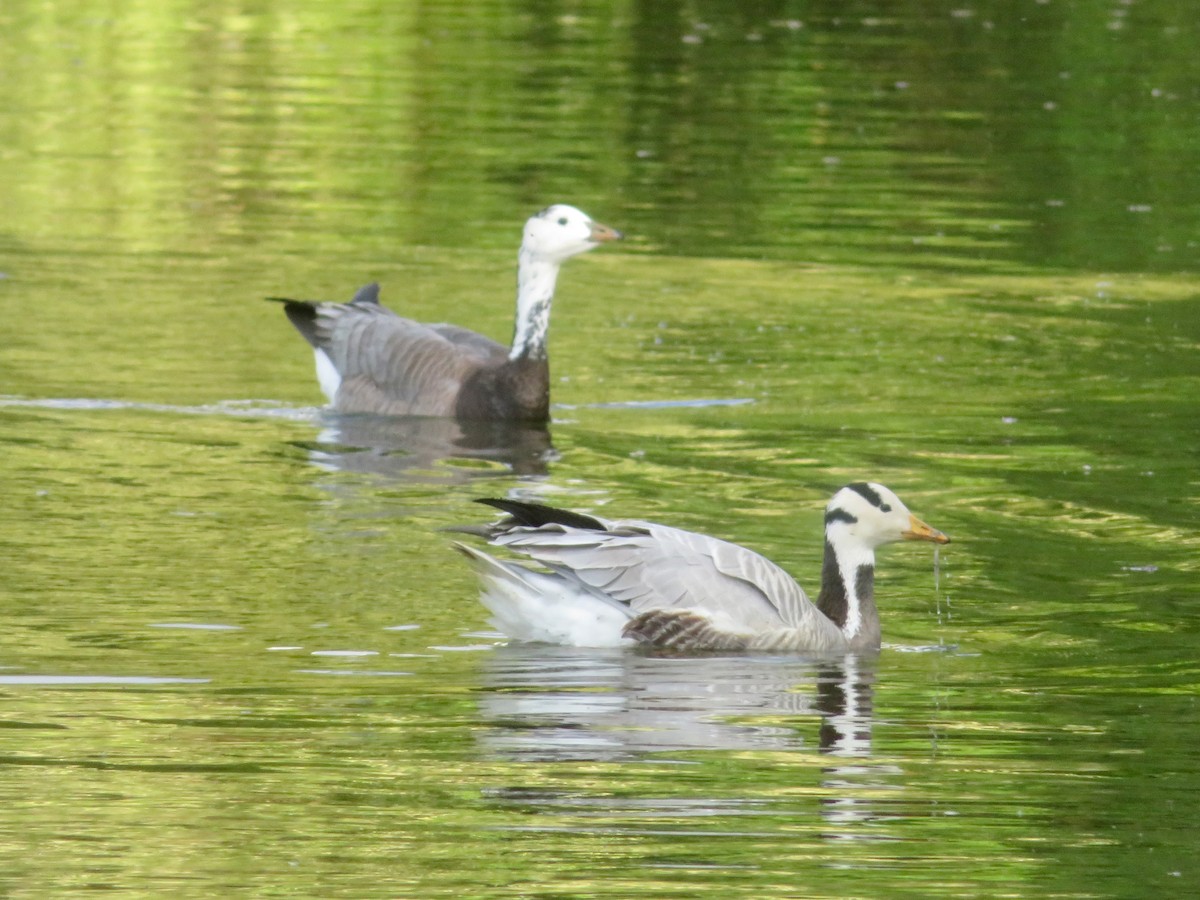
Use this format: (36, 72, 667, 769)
(300, 412, 554, 481)
(475, 644, 877, 761)
(477, 647, 902, 840)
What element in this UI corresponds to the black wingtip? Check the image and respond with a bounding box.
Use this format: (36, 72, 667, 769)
(474, 498, 607, 532)
(268, 299, 322, 349)
(267, 282, 378, 350)
(264, 281, 380, 307)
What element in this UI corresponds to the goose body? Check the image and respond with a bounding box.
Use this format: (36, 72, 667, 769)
(274, 204, 621, 421)
(454, 483, 950, 653)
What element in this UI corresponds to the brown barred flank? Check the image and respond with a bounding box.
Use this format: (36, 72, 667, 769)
(624, 610, 751, 651)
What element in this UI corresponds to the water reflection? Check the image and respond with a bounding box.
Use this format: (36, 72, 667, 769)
(478, 646, 900, 839)
(301, 412, 554, 481)
(475, 644, 878, 761)
(0, 396, 554, 480)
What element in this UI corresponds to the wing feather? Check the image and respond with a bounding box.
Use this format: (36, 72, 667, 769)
(428, 323, 510, 359)
(490, 520, 833, 637)
(310, 303, 507, 416)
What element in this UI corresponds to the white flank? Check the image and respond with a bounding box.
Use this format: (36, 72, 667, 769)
(314, 348, 341, 402)
(456, 543, 633, 647)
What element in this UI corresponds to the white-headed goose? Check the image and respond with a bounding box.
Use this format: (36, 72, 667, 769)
(274, 204, 621, 421)
(454, 483, 950, 653)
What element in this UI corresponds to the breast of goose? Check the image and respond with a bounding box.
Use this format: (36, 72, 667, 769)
(452, 482, 950, 653)
(270, 204, 621, 421)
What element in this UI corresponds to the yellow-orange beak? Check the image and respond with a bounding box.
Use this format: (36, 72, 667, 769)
(588, 221, 623, 243)
(901, 513, 950, 544)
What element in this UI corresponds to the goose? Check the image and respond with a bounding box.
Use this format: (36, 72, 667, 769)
(453, 483, 950, 653)
(272, 204, 621, 421)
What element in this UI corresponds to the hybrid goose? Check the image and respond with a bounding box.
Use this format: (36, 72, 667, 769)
(454, 483, 950, 653)
(273, 204, 621, 421)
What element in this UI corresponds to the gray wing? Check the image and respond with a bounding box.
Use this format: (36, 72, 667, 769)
(491, 520, 832, 636)
(313, 303, 507, 416)
(428, 323, 511, 360)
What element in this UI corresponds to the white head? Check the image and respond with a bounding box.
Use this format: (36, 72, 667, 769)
(520, 204, 622, 264)
(824, 482, 949, 551)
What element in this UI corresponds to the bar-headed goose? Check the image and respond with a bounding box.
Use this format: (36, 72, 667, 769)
(454, 483, 950, 653)
(273, 204, 621, 421)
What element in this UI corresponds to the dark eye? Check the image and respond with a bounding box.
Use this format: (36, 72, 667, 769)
(880, 503, 892, 512)
(557, 217, 568, 226)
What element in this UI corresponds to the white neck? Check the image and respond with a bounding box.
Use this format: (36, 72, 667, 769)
(508, 249, 562, 361)
(832, 537, 876, 642)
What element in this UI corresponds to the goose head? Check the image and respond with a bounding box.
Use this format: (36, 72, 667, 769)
(520, 204, 622, 264)
(824, 482, 950, 552)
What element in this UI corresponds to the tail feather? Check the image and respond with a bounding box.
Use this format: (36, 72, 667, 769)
(453, 542, 631, 647)
(267, 282, 382, 351)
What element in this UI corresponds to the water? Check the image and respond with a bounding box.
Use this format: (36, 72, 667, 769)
(3, 1, 1200, 896)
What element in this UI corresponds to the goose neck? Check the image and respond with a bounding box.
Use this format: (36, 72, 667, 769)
(817, 535, 880, 650)
(509, 250, 562, 361)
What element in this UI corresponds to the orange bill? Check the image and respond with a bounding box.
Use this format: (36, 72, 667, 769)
(589, 221, 623, 242)
(902, 514, 951, 544)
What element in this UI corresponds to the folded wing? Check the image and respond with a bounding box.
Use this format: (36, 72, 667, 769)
(491, 519, 834, 639)
(300, 301, 508, 416)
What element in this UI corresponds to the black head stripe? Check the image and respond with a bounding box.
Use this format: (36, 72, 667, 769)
(825, 508, 858, 527)
(846, 482, 890, 512)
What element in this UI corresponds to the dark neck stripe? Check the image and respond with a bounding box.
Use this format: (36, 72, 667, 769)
(817, 539, 849, 627)
(855, 564, 874, 607)
(817, 542, 879, 644)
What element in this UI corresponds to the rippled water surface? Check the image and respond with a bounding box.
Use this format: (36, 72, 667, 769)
(3, 1, 1199, 897)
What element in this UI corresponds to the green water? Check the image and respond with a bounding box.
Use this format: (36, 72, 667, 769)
(3, 1, 1199, 897)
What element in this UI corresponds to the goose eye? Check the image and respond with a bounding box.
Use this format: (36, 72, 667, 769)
(880, 503, 892, 512)
(557, 217, 568, 226)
